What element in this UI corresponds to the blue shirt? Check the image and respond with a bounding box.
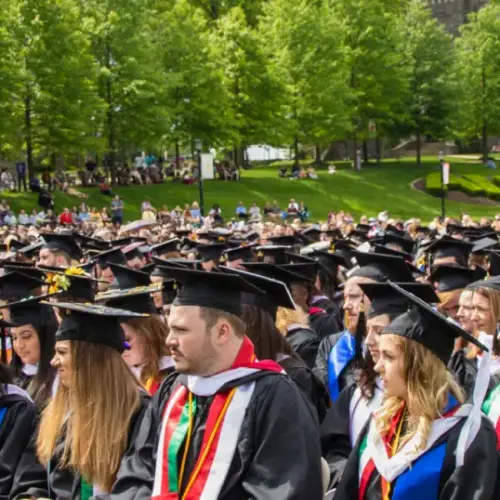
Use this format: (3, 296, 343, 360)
(190, 208, 201, 218)
(236, 206, 247, 215)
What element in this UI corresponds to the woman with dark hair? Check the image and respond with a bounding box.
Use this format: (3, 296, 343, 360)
(8, 297, 58, 408)
(320, 282, 439, 489)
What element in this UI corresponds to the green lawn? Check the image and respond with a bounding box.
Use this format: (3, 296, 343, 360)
(3, 157, 499, 222)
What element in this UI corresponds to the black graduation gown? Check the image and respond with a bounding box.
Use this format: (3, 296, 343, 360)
(447, 350, 478, 400)
(0, 391, 38, 500)
(334, 415, 499, 500)
(315, 332, 356, 392)
(309, 309, 342, 340)
(320, 383, 357, 488)
(11, 393, 151, 500)
(286, 325, 320, 369)
(280, 355, 330, 422)
(94, 371, 323, 500)
(310, 297, 343, 334)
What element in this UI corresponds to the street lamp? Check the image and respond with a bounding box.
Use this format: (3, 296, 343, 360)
(195, 139, 204, 217)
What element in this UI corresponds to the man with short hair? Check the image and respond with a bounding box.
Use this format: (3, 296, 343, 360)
(99, 268, 323, 500)
(36, 233, 82, 268)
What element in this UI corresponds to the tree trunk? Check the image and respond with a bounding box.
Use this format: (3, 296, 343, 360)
(362, 140, 369, 165)
(352, 134, 359, 171)
(24, 93, 33, 179)
(416, 132, 422, 168)
(315, 144, 321, 164)
(233, 145, 239, 167)
(482, 122, 488, 165)
(105, 42, 116, 184)
(175, 140, 180, 169)
(375, 137, 381, 166)
(294, 137, 299, 167)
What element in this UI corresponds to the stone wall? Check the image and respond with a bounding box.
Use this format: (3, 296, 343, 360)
(430, 0, 489, 34)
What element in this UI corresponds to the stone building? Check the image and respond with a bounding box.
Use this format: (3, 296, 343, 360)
(430, 0, 489, 34)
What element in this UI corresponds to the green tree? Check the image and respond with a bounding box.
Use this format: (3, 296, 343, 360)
(213, 5, 287, 164)
(333, 0, 408, 165)
(454, 3, 500, 162)
(260, 0, 352, 164)
(396, 0, 455, 167)
(83, 0, 167, 181)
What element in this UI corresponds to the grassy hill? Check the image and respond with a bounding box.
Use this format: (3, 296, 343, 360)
(3, 157, 499, 222)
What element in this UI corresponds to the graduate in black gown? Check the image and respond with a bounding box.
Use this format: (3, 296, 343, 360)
(8, 296, 58, 409)
(316, 252, 415, 402)
(222, 265, 330, 422)
(94, 267, 323, 500)
(335, 284, 499, 500)
(321, 282, 439, 489)
(0, 357, 38, 499)
(11, 302, 150, 500)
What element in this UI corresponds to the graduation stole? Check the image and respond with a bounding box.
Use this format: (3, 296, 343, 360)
(327, 330, 356, 401)
(482, 384, 500, 450)
(152, 337, 283, 500)
(358, 395, 464, 500)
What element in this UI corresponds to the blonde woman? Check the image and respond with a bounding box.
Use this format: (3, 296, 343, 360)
(12, 303, 149, 498)
(335, 285, 498, 500)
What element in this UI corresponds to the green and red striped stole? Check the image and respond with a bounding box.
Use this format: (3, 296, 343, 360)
(482, 384, 500, 450)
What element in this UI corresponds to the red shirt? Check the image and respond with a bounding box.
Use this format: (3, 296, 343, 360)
(59, 212, 73, 224)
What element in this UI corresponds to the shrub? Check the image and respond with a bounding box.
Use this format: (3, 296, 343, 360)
(425, 172, 460, 196)
(463, 175, 500, 200)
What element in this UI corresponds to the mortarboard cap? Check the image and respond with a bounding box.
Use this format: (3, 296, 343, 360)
(255, 245, 290, 265)
(381, 233, 414, 255)
(426, 236, 472, 264)
(472, 275, 500, 292)
(384, 224, 406, 238)
(46, 301, 146, 352)
(196, 242, 227, 263)
(430, 265, 476, 292)
(472, 237, 500, 254)
(7, 295, 57, 327)
(42, 267, 99, 302)
(17, 241, 44, 258)
(123, 241, 147, 261)
(266, 235, 302, 247)
(301, 228, 322, 243)
(383, 283, 487, 365)
(360, 282, 439, 319)
(96, 284, 160, 314)
(160, 266, 264, 317)
(223, 244, 256, 263)
(351, 251, 415, 282)
(42, 234, 83, 260)
(242, 262, 312, 286)
(151, 238, 181, 256)
(279, 262, 317, 282)
(322, 228, 343, 240)
(220, 266, 295, 320)
(108, 263, 151, 289)
(74, 234, 112, 251)
(372, 244, 413, 264)
(0, 271, 45, 302)
(94, 247, 127, 269)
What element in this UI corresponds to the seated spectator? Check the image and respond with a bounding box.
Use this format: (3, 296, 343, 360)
(0, 168, 14, 190)
(298, 167, 307, 179)
(18, 209, 30, 225)
(142, 204, 157, 221)
(190, 201, 201, 225)
(77, 168, 89, 186)
(30, 175, 41, 192)
(41, 169, 52, 190)
(235, 201, 247, 219)
(4, 210, 17, 226)
(287, 198, 299, 215)
(248, 201, 261, 220)
(99, 179, 113, 196)
(158, 205, 171, 223)
(130, 166, 142, 185)
(89, 206, 102, 224)
(100, 207, 111, 223)
(53, 168, 67, 191)
(263, 202, 273, 217)
(59, 208, 73, 225)
(209, 204, 223, 224)
(291, 164, 300, 178)
(79, 206, 91, 222)
(298, 201, 309, 222)
(0, 199, 9, 222)
(487, 157, 497, 169)
(71, 207, 80, 224)
(170, 205, 182, 222)
(307, 166, 318, 180)
(278, 167, 288, 178)
(29, 209, 38, 226)
(328, 164, 337, 174)
(38, 189, 54, 211)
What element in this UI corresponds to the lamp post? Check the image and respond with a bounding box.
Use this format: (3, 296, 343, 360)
(439, 151, 446, 220)
(195, 138, 204, 217)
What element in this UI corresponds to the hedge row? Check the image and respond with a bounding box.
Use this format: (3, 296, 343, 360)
(424, 172, 489, 198)
(463, 175, 500, 200)
(425, 172, 460, 196)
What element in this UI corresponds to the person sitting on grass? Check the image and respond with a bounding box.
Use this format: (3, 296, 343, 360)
(307, 166, 318, 180)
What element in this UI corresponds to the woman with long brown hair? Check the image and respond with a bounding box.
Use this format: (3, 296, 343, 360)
(12, 302, 149, 499)
(335, 284, 498, 500)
